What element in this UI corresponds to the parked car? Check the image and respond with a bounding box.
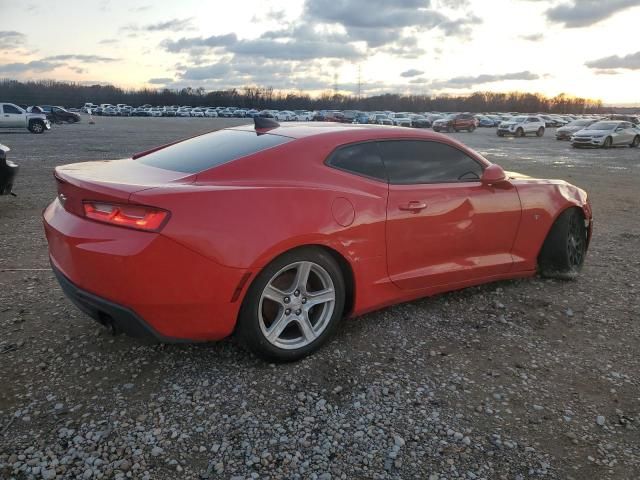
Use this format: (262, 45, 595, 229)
(497, 116, 545, 137)
(352, 113, 370, 124)
(275, 110, 297, 121)
(0, 102, 50, 133)
(556, 119, 597, 140)
(0, 144, 18, 196)
(294, 110, 314, 121)
(571, 121, 640, 148)
(371, 114, 393, 125)
(38, 105, 80, 123)
(607, 114, 640, 126)
(190, 108, 205, 118)
(204, 108, 219, 118)
(44, 119, 592, 361)
(432, 113, 476, 132)
(389, 113, 412, 127)
(408, 115, 429, 128)
(474, 115, 495, 128)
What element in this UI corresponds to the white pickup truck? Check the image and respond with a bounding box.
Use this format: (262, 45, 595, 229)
(0, 102, 51, 133)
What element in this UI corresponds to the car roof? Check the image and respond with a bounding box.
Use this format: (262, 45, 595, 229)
(228, 121, 450, 141)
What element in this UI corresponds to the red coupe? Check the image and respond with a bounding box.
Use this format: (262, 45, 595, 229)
(43, 119, 592, 360)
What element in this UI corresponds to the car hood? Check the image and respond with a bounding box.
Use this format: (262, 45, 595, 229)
(573, 129, 612, 136)
(499, 121, 521, 127)
(26, 112, 47, 120)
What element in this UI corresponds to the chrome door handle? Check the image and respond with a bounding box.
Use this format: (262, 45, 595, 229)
(399, 201, 427, 212)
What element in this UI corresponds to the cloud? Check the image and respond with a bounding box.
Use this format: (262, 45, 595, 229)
(0, 60, 60, 74)
(520, 33, 543, 41)
(545, 0, 640, 28)
(585, 51, 640, 71)
(304, 0, 481, 46)
(124, 18, 194, 33)
(0, 31, 26, 50)
(430, 71, 540, 89)
(401, 69, 424, 78)
(148, 77, 175, 84)
(161, 33, 239, 53)
(44, 54, 118, 63)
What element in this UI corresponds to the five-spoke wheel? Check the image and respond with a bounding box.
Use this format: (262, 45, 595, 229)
(237, 248, 345, 361)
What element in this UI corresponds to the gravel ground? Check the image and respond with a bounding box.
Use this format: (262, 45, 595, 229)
(1, 117, 639, 480)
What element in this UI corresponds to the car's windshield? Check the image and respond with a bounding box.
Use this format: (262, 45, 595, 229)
(586, 122, 618, 130)
(568, 120, 592, 127)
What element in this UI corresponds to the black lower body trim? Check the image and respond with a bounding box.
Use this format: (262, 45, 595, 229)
(51, 262, 181, 342)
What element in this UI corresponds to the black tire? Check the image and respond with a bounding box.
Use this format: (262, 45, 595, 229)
(433, 127, 440, 132)
(236, 247, 345, 362)
(28, 120, 45, 134)
(468, 125, 476, 132)
(603, 136, 612, 148)
(516, 128, 524, 138)
(538, 208, 587, 280)
(630, 135, 640, 148)
(536, 127, 545, 137)
(497, 132, 504, 137)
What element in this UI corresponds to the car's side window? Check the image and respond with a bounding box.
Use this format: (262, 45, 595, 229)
(326, 142, 387, 182)
(3, 104, 21, 114)
(379, 140, 484, 184)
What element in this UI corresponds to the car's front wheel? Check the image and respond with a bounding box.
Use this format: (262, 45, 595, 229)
(630, 135, 640, 148)
(536, 127, 545, 137)
(237, 247, 345, 361)
(516, 128, 524, 138)
(603, 136, 612, 148)
(538, 208, 587, 280)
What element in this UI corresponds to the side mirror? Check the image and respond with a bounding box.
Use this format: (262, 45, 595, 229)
(481, 164, 507, 186)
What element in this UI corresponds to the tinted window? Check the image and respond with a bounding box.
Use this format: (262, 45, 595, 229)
(3, 104, 21, 114)
(379, 140, 483, 184)
(327, 142, 386, 181)
(137, 129, 292, 173)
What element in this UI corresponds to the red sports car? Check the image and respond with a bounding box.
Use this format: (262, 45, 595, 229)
(43, 119, 592, 361)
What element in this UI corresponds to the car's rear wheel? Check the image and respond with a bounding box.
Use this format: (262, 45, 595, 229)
(538, 208, 587, 280)
(603, 136, 612, 148)
(237, 247, 345, 361)
(630, 135, 640, 148)
(536, 127, 545, 137)
(516, 128, 524, 138)
(468, 125, 476, 132)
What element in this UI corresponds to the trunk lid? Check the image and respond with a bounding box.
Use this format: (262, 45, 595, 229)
(54, 158, 195, 217)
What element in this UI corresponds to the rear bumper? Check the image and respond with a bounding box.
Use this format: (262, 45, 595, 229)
(43, 198, 250, 341)
(52, 263, 174, 341)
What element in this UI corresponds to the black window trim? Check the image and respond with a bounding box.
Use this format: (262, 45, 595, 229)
(325, 138, 486, 186)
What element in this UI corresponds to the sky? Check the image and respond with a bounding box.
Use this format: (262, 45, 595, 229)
(1, 0, 639, 105)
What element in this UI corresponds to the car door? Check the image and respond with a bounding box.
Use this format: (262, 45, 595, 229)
(525, 117, 537, 134)
(381, 140, 522, 290)
(617, 123, 634, 144)
(1, 104, 27, 127)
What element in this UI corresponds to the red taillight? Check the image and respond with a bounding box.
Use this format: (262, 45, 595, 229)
(83, 201, 169, 232)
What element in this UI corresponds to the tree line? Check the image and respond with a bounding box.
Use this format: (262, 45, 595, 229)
(0, 79, 606, 114)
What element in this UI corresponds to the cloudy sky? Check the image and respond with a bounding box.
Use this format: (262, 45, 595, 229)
(1, 0, 639, 104)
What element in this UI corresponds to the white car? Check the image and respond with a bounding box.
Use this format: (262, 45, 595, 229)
(389, 113, 412, 127)
(190, 108, 205, 117)
(275, 110, 297, 121)
(370, 114, 393, 125)
(571, 121, 640, 148)
(204, 109, 218, 118)
(176, 108, 192, 117)
(148, 108, 163, 117)
(294, 110, 313, 121)
(497, 116, 545, 137)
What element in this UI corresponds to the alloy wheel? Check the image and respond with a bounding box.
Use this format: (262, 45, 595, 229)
(567, 214, 586, 269)
(258, 261, 336, 350)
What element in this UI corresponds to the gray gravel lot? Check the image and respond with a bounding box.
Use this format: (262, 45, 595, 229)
(1, 117, 639, 479)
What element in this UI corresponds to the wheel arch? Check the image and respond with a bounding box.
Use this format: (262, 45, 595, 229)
(237, 243, 356, 321)
(536, 204, 589, 264)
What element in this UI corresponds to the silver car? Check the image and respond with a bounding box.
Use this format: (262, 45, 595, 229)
(556, 119, 596, 140)
(571, 121, 640, 148)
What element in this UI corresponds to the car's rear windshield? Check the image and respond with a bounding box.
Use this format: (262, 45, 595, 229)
(137, 129, 292, 173)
